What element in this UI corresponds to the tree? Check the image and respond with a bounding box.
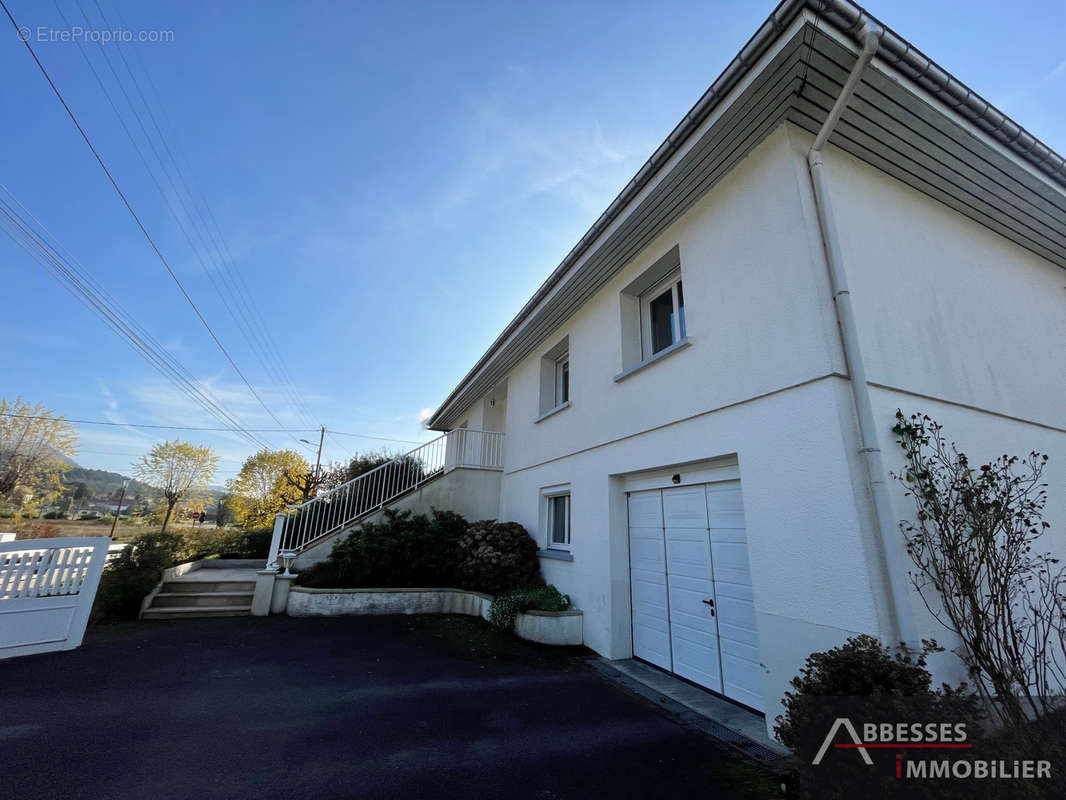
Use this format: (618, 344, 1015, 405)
(0, 397, 77, 509)
(132, 440, 218, 533)
(892, 410, 1065, 733)
(227, 449, 310, 529)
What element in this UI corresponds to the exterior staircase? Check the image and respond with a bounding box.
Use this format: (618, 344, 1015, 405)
(141, 562, 260, 620)
(267, 428, 504, 569)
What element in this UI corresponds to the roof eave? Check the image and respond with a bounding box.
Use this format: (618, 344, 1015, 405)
(428, 0, 1066, 430)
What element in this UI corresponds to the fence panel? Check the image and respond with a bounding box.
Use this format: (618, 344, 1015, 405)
(0, 537, 109, 660)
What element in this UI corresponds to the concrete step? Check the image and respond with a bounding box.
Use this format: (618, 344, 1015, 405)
(142, 605, 252, 619)
(162, 581, 256, 594)
(199, 559, 264, 570)
(151, 591, 253, 608)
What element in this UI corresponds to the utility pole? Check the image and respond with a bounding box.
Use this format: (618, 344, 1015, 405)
(109, 480, 127, 538)
(314, 425, 325, 484)
(300, 426, 326, 501)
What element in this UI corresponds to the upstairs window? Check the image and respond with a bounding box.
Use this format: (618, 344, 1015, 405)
(641, 273, 685, 358)
(554, 353, 570, 406)
(618, 245, 690, 378)
(537, 336, 571, 420)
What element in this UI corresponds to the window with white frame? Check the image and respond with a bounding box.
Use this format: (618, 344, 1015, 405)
(544, 489, 571, 550)
(554, 352, 570, 406)
(618, 245, 689, 374)
(537, 336, 571, 418)
(640, 272, 685, 358)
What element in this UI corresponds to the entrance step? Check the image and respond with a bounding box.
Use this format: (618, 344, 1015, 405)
(161, 581, 255, 594)
(151, 591, 253, 608)
(142, 605, 253, 619)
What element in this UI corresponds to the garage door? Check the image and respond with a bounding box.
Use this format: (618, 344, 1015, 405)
(628, 480, 763, 711)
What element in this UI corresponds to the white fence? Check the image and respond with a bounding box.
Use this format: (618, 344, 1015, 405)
(269, 429, 505, 566)
(0, 537, 109, 660)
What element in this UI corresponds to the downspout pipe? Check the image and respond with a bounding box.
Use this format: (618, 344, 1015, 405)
(807, 23, 919, 650)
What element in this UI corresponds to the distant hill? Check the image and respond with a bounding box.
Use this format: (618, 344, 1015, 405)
(63, 467, 160, 500)
(62, 466, 225, 502)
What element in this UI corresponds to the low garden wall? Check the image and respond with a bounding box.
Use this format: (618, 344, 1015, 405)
(287, 586, 583, 646)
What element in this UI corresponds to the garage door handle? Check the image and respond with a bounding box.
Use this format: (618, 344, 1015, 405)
(702, 598, 715, 616)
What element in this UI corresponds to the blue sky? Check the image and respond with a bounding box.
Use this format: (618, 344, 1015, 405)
(2, 0, 1064, 482)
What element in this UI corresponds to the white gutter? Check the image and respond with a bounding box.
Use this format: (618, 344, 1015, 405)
(806, 23, 919, 649)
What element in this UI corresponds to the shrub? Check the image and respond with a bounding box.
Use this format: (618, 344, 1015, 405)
(91, 530, 185, 623)
(180, 527, 272, 561)
(296, 509, 469, 588)
(488, 585, 570, 632)
(776, 635, 980, 799)
(455, 520, 543, 596)
(42, 511, 65, 519)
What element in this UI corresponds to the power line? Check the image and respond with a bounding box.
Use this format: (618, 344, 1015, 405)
(1, 412, 427, 445)
(81, 0, 323, 435)
(327, 431, 353, 458)
(0, 412, 316, 432)
(1, 0, 305, 449)
(328, 430, 425, 446)
(0, 189, 272, 450)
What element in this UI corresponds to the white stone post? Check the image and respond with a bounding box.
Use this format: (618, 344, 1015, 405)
(266, 512, 285, 570)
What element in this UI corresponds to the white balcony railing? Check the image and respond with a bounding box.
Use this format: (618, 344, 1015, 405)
(267, 429, 504, 567)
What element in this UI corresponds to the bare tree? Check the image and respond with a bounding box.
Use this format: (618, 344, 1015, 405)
(892, 410, 1065, 731)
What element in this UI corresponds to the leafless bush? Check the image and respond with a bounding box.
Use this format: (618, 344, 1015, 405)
(892, 410, 1065, 732)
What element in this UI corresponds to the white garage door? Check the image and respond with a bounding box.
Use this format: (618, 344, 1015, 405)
(628, 480, 763, 711)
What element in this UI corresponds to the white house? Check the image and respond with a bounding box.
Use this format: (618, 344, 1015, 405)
(277, 0, 1066, 733)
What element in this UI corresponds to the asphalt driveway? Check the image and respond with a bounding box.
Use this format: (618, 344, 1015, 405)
(0, 615, 780, 800)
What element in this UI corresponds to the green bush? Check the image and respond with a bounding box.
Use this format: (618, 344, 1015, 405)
(296, 509, 469, 588)
(488, 585, 570, 631)
(181, 527, 272, 561)
(455, 520, 542, 596)
(776, 635, 981, 799)
(91, 530, 185, 623)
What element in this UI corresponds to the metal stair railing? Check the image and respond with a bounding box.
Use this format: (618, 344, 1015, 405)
(266, 428, 504, 567)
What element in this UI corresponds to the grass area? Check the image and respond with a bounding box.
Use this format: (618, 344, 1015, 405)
(2, 517, 227, 542)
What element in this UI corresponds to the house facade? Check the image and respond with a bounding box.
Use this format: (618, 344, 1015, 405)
(423, 0, 1066, 729)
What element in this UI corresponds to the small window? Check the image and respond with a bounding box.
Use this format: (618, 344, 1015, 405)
(538, 336, 571, 418)
(547, 493, 571, 550)
(640, 273, 685, 358)
(555, 354, 570, 406)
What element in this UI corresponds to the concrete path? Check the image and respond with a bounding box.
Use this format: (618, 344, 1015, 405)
(0, 615, 781, 800)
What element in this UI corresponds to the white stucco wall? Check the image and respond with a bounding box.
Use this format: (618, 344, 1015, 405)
(813, 136, 1066, 680)
(443, 121, 1065, 729)
(446, 127, 894, 728)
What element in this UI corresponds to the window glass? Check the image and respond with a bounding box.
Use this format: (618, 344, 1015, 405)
(676, 280, 686, 339)
(559, 360, 569, 403)
(550, 495, 569, 545)
(649, 286, 675, 354)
